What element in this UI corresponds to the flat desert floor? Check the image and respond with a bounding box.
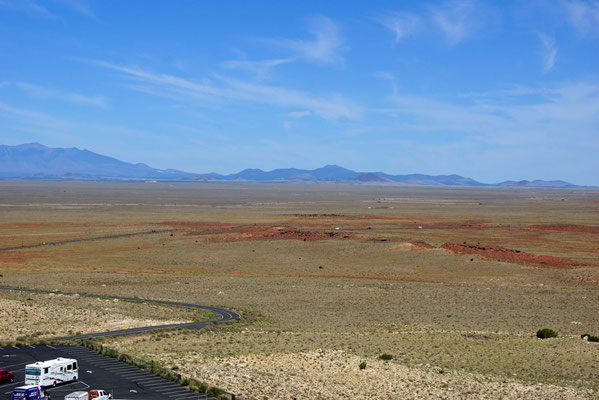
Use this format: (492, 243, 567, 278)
(1, 181, 598, 399)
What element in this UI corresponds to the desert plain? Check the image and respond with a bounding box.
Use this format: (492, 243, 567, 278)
(0, 181, 598, 399)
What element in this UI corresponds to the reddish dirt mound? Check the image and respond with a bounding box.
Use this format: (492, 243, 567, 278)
(0, 256, 25, 263)
(441, 243, 588, 269)
(163, 221, 353, 243)
(207, 226, 352, 243)
(523, 225, 599, 233)
(156, 221, 236, 229)
(288, 214, 399, 220)
(409, 240, 434, 249)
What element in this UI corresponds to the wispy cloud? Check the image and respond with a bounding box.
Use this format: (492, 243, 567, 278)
(0, 0, 94, 18)
(537, 32, 557, 73)
(4, 81, 106, 107)
(374, 11, 421, 42)
(429, 1, 483, 45)
(373, 71, 398, 96)
(52, 0, 95, 18)
(377, 1, 494, 45)
(87, 59, 361, 120)
(563, 0, 599, 36)
(221, 58, 293, 79)
(266, 15, 346, 64)
(287, 111, 312, 118)
(0, 0, 56, 18)
(378, 83, 599, 144)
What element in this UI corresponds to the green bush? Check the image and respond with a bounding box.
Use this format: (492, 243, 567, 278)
(359, 361, 367, 370)
(536, 328, 558, 339)
(581, 333, 599, 342)
(206, 387, 223, 397)
(379, 354, 393, 361)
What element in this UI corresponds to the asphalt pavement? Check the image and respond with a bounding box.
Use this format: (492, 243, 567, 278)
(0, 345, 211, 400)
(0, 286, 241, 341)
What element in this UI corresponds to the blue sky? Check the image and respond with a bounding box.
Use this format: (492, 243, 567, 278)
(1, 0, 598, 184)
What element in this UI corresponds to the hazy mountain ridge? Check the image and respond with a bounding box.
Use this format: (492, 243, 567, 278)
(0, 143, 588, 188)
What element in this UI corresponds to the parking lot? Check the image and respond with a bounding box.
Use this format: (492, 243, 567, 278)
(0, 345, 208, 400)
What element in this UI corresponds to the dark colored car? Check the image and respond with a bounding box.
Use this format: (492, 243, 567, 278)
(0, 369, 15, 383)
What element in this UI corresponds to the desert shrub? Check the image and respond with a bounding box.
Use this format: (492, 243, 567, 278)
(206, 387, 224, 397)
(536, 328, 558, 339)
(379, 354, 393, 361)
(581, 333, 599, 342)
(359, 361, 367, 370)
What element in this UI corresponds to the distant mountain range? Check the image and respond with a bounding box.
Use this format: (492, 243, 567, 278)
(0, 143, 589, 188)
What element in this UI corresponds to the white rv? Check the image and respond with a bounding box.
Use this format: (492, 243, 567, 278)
(25, 357, 78, 386)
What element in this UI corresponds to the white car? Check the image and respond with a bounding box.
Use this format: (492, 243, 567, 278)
(87, 390, 113, 400)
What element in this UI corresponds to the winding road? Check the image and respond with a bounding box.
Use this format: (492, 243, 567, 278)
(0, 229, 173, 251)
(0, 286, 241, 341)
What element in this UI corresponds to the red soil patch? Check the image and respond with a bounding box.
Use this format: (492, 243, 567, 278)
(0, 256, 24, 263)
(287, 214, 401, 220)
(523, 225, 599, 233)
(156, 221, 237, 229)
(206, 226, 352, 243)
(160, 221, 352, 243)
(409, 240, 434, 249)
(441, 242, 590, 269)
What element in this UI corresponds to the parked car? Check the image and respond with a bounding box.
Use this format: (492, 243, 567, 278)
(87, 390, 112, 400)
(0, 369, 15, 383)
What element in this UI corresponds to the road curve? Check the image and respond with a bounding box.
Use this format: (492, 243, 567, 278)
(0, 229, 174, 251)
(0, 286, 241, 341)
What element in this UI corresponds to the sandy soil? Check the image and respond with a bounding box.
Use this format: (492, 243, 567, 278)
(1, 182, 598, 399)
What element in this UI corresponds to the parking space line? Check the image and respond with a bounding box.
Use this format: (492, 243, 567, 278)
(120, 370, 151, 376)
(136, 377, 166, 383)
(121, 372, 153, 378)
(170, 393, 200, 398)
(88, 360, 122, 366)
(144, 381, 177, 387)
(154, 386, 187, 392)
(104, 365, 137, 371)
(164, 390, 194, 396)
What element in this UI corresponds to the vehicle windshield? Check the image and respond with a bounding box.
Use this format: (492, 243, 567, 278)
(25, 368, 41, 375)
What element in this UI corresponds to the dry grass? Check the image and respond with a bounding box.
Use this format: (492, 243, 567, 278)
(0, 290, 214, 342)
(0, 181, 598, 398)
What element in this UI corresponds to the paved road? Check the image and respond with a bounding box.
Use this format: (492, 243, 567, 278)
(0, 286, 241, 340)
(0, 344, 211, 400)
(0, 229, 173, 252)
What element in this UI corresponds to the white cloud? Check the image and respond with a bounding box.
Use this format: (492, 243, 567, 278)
(537, 32, 557, 73)
(375, 11, 421, 42)
(0, 0, 94, 18)
(5, 81, 106, 107)
(563, 0, 599, 36)
(287, 111, 312, 118)
(267, 15, 346, 64)
(376, 1, 494, 45)
(51, 0, 95, 18)
(87, 60, 361, 120)
(221, 58, 293, 78)
(379, 83, 599, 145)
(373, 71, 398, 96)
(0, 0, 56, 18)
(429, 1, 482, 45)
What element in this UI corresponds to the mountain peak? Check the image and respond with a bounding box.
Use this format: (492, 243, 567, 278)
(0, 143, 586, 188)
